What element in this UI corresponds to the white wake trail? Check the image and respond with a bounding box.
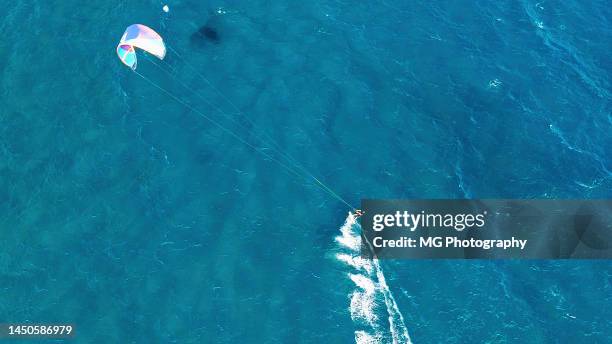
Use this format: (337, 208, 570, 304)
(335, 213, 412, 344)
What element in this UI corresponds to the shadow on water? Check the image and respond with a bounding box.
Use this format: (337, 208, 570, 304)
(191, 25, 220, 45)
(190, 10, 228, 46)
(191, 16, 222, 47)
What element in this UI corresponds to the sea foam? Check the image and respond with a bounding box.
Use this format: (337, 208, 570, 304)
(334, 213, 412, 343)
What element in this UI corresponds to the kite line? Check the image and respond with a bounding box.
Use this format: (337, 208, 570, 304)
(132, 69, 356, 210)
(117, 24, 357, 211)
(141, 50, 356, 211)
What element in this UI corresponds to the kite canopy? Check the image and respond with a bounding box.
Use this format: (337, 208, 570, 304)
(117, 24, 166, 70)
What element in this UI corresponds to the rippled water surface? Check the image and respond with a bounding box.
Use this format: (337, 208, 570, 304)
(1, 0, 611, 342)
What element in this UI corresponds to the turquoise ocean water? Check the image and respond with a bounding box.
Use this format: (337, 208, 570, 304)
(1, 0, 611, 342)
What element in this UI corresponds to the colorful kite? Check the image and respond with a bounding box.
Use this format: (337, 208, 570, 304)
(116, 24, 166, 70)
